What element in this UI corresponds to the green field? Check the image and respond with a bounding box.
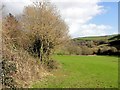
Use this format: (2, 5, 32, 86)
(32, 55, 118, 88)
(74, 34, 117, 41)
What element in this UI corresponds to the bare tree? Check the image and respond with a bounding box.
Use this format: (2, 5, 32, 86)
(21, 1, 70, 62)
(2, 13, 21, 50)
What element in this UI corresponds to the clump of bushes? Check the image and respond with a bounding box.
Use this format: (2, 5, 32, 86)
(56, 40, 119, 56)
(56, 43, 94, 55)
(43, 59, 59, 72)
(96, 46, 118, 55)
(1, 44, 48, 88)
(70, 38, 119, 56)
(1, 1, 69, 88)
(1, 59, 17, 89)
(63, 42, 82, 55)
(80, 46, 93, 55)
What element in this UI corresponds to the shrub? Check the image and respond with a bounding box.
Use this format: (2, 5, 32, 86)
(97, 46, 118, 55)
(66, 44, 82, 55)
(110, 47, 118, 53)
(98, 40, 108, 45)
(1, 59, 17, 88)
(43, 60, 59, 71)
(92, 48, 99, 54)
(81, 46, 93, 55)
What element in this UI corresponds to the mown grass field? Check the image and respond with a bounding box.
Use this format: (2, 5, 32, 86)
(32, 55, 118, 88)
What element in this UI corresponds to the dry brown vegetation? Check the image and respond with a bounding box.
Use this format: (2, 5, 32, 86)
(21, 2, 69, 62)
(2, 46, 49, 88)
(1, 11, 48, 89)
(1, 1, 69, 88)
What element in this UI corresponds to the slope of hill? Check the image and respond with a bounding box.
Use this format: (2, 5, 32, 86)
(55, 34, 120, 56)
(72, 34, 120, 56)
(73, 34, 118, 41)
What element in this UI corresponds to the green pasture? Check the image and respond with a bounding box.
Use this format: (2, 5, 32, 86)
(32, 55, 118, 88)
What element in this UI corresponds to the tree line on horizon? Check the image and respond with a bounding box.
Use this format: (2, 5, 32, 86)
(55, 35, 120, 56)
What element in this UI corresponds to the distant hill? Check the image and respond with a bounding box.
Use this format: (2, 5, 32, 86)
(55, 34, 120, 56)
(73, 34, 118, 41)
(72, 34, 120, 56)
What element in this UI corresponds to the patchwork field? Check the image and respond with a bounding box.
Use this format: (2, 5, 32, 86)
(32, 55, 118, 88)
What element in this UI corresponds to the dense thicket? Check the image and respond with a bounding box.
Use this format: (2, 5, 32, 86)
(1, 1, 69, 88)
(21, 2, 69, 62)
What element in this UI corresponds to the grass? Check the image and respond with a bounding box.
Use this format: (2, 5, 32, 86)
(74, 34, 117, 41)
(32, 55, 118, 88)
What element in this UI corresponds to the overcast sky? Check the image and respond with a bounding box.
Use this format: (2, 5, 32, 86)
(1, 0, 118, 38)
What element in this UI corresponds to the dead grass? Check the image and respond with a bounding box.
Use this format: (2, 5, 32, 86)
(2, 45, 50, 88)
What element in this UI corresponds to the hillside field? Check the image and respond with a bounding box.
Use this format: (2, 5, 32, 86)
(32, 55, 118, 88)
(74, 34, 118, 41)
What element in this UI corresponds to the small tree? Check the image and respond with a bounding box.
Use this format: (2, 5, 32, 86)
(2, 13, 21, 50)
(21, 1, 69, 62)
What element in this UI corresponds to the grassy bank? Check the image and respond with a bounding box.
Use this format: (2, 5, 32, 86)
(32, 55, 118, 88)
